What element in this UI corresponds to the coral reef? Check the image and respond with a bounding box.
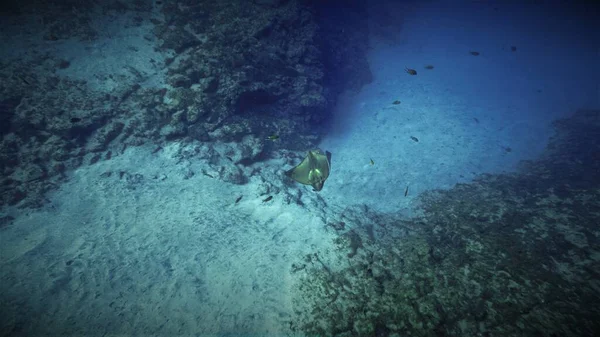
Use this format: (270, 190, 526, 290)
(0, 0, 372, 208)
(290, 110, 600, 336)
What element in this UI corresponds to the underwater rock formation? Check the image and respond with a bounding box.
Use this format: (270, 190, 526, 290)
(290, 109, 600, 337)
(0, 0, 372, 208)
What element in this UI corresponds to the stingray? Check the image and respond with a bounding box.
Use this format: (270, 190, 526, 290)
(285, 149, 332, 191)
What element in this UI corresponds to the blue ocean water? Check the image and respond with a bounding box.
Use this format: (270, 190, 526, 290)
(0, 1, 598, 336)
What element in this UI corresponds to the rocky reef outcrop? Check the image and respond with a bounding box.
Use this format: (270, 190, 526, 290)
(0, 0, 372, 208)
(290, 109, 600, 336)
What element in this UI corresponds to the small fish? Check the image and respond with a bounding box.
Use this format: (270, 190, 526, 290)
(70, 117, 81, 123)
(370, 158, 375, 165)
(470, 51, 480, 56)
(392, 100, 401, 105)
(511, 46, 517, 52)
(266, 134, 279, 141)
(424, 65, 434, 70)
(473, 117, 479, 124)
(18, 76, 31, 85)
(235, 195, 243, 204)
(404, 186, 409, 197)
(410, 136, 419, 142)
(405, 67, 417, 75)
(262, 196, 273, 202)
(201, 170, 214, 178)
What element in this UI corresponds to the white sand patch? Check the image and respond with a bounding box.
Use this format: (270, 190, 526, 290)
(1, 143, 337, 335)
(53, 8, 170, 90)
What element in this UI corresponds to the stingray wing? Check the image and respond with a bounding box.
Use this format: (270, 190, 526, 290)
(321, 150, 332, 179)
(285, 154, 313, 185)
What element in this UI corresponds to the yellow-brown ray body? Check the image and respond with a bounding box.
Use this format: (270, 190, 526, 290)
(285, 150, 332, 191)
